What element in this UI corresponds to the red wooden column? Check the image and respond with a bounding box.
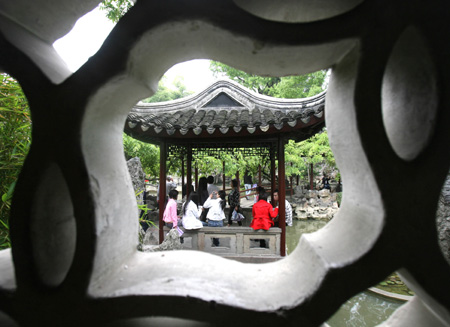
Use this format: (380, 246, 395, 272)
(194, 163, 198, 191)
(270, 151, 276, 204)
(278, 137, 286, 257)
(187, 146, 192, 199)
(236, 171, 240, 195)
(309, 163, 314, 190)
(222, 161, 226, 192)
(158, 141, 167, 244)
(181, 155, 185, 196)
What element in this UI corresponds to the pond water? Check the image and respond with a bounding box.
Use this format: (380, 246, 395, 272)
(286, 219, 405, 327)
(327, 292, 403, 327)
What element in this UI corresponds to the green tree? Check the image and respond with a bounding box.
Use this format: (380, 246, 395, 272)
(123, 133, 159, 177)
(267, 71, 327, 98)
(124, 77, 194, 177)
(0, 74, 31, 249)
(99, 0, 134, 23)
(142, 76, 194, 103)
(210, 61, 281, 95)
(210, 61, 327, 98)
(299, 131, 335, 168)
(282, 130, 337, 187)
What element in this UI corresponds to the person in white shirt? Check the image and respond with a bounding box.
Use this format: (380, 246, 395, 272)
(202, 190, 226, 227)
(181, 192, 204, 230)
(272, 189, 293, 227)
(202, 190, 226, 246)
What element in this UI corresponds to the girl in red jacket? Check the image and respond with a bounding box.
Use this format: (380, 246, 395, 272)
(250, 191, 279, 230)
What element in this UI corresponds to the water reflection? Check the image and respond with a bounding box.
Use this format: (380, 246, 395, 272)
(285, 219, 405, 326)
(286, 219, 328, 254)
(327, 292, 403, 327)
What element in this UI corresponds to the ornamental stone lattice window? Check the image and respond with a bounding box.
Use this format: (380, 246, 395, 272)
(0, 1, 449, 326)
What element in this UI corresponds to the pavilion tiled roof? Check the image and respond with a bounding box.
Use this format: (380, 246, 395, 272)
(125, 80, 325, 143)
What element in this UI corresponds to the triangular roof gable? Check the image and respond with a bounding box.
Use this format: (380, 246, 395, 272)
(127, 79, 326, 144)
(202, 92, 244, 108)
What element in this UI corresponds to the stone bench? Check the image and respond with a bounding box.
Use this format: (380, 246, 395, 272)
(163, 226, 282, 262)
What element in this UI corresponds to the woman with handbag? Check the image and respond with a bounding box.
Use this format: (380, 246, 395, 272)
(227, 179, 242, 227)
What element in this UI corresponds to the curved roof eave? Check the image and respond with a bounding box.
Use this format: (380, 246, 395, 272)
(126, 79, 326, 144)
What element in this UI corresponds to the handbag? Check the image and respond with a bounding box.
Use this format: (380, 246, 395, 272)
(176, 226, 184, 236)
(231, 209, 245, 222)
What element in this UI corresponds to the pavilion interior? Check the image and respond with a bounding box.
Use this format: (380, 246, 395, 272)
(0, 0, 449, 326)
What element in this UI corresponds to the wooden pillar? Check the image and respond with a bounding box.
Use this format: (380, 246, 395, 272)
(258, 164, 262, 185)
(194, 163, 199, 191)
(296, 175, 299, 186)
(158, 141, 167, 244)
(278, 137, 286, 257)
(222, 161, 226, 192)
(270, 151, 276, 204)
(187, 146, 192, 198)
(309, 163, 314, 190)
(236, 171, 240, 194)
(181, 156, 185, 196)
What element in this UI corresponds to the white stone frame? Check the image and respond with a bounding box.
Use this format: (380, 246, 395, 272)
(0, 0, 449, 326)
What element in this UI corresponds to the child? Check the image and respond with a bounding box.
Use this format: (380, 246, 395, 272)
(250, 191, 279, 230)
(163, 189, 179, 228)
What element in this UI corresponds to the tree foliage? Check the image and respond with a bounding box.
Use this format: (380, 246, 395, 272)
(210, 61, 327, 98)
(210, 61, 281, 95)
(123, 134, 159, 177)
(0, 74, 31, 249)
(267, 72, 327, 98)
(141, 77, 194, 103)
(124, 77, 194, 177)
(99, 0, 134, 23)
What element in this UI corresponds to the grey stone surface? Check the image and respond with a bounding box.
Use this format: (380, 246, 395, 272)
(139, 229, 182, 252)
(127, 157, 145, 206)
(437, 173, 450, 264)
(1, 1, 450, 326)
(290, 189, 339, 220)
(142, 227, 159, 246)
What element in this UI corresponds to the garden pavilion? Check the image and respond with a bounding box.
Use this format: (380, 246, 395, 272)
(125, 79, 326, 255)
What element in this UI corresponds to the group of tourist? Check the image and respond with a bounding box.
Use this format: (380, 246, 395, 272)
(163, 176, 240, 230)
(162, 175, 293, 233)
